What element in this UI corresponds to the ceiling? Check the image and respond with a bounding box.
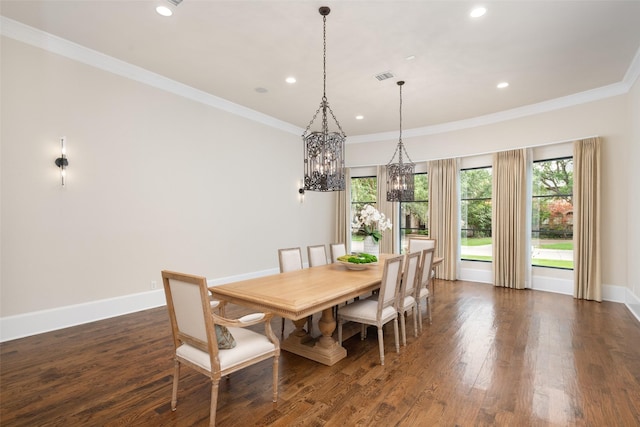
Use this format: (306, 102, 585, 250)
(2, 0, 640, 138)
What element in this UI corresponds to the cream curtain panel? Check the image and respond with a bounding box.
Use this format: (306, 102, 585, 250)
(492, 149, 530, 289)
(376, 165, 395, 254)
(427, 158, 458, 280)
(573, 137, 601, 301)
(334, 168, 351, 249)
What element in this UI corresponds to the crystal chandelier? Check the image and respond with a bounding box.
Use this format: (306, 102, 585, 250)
(302, 6, 346, 192)
(386, 81, 415, 202)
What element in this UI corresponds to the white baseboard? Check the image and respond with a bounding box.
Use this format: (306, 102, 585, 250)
(0, 267, 280, 343)
(625, 288, 640, 323)
(0, 289, 167, 343)
(2, 267, 637, 342)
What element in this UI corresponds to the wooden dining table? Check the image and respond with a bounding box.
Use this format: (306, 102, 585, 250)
(209, 254, 443, 366)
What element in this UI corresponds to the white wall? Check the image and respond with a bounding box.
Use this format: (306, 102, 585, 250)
(2, 31, 638, 340)
(1, 38, 335, 325)
(347, 94, 632, 293)
(628, 77, 640, 317)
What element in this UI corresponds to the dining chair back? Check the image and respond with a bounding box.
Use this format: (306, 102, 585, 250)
(407, 235, 437, 253)
(278, 247, 303, 272)
(307, 245, 328, 267)
(415, 248, 435, 332)
(337, 254, 404, 365)
(161, 270, 280, 426)
(329, 242, 347, 263)
(277, 247, 312, 337)
(398, 251, 421, 345)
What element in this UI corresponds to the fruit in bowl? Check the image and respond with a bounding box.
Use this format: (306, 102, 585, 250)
(337, 253, 378, 264)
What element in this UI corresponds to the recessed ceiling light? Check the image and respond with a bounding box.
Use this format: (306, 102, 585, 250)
(156, 6, 172, 16)
(255, 87, 268, 93)
(497, 82, 509, 89)
(285, 77, 297, 84)
(355, 115, 364, 120)
(470, 7, 487, 18)
(405, 55, 416, 61)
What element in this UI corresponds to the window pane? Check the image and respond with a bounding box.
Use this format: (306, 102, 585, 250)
(460, 167, 492, 261)
(350, 177, 377, 253)
(400, 173, 428, 253)
(532, 158, 573, 269)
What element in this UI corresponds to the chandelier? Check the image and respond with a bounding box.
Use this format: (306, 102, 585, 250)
(386, 81, 415, 202)
(302, 6, 346, 192)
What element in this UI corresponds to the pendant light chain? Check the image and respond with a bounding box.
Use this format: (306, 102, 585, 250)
(302, 6, 346, 192)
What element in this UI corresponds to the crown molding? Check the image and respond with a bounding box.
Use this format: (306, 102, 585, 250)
(2, 15, 636, 144)
(623, 45, 640, 88)
(349, 82, 630, 144)
(0, 16, 303, 136)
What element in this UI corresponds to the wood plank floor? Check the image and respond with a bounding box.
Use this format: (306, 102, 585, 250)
(2, 280, 640, 426)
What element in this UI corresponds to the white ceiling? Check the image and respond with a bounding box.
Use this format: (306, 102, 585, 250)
(2, 0, 640, 138)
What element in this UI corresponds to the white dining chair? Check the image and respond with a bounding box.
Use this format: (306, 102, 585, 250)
(278, 247, 313, 337)
(307, 244, 328, 267)
(397, 251, 421, 345)
(278, 247, 303, 272)
(329, 242, 347, 263)
(161, 270, 280, 427)
(407, 235, 437, 292)
(407, 235, 436, 253)
(415, 248, 435, 332)
(337, 255, 403, 365)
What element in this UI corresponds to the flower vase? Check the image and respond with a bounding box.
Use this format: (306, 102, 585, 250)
(363, 235, 380, 258)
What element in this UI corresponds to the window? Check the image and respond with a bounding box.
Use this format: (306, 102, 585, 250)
(460, 167, 492, 261)
(399, 173, 428, 253)
(350, 176, 377, 253)
(531, 157, 573, 269)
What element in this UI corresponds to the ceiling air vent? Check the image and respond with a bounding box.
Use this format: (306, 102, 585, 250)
(375, 72, 394, 81)
(167, 0, 183, 5)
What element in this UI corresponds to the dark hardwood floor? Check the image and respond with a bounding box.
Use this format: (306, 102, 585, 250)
(2, 280, 640, 426)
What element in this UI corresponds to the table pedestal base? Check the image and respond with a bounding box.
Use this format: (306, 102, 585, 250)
(281, 307, 347, 366)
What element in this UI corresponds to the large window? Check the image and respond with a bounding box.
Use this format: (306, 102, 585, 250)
(350, 176, 377, 253)
(531, 157, 573, 269)
(460, 167, 492, 261)
(399, 173, 428, 253)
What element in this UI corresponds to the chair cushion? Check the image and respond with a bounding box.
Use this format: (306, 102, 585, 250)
(418, 287, 430, 299)
(401, 295, 416, 311)
(177, 327, 276, 372)
(215, 325, 236, 349)
(338, 300, 397, 324)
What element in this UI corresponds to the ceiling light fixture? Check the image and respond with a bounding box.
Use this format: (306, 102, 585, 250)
(355, 115, 364, 120)
(302, 6, 346, 192)
(470, 7, 487, 18)
(286, 77, 297, 84)
(497, 81, 509, 89)
(156, 6, 172, 16)
(386, 81, 415, 202)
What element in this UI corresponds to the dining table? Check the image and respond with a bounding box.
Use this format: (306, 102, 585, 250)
(209, 254, 443, 366)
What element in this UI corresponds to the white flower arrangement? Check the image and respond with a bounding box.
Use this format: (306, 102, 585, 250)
(351, 204, 392, 243)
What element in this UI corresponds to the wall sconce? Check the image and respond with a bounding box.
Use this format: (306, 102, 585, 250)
(298, 180, 305, 203)
(54, 136, 68, 186)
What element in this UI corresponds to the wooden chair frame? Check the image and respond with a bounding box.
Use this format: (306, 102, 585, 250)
(162, 270, 280, 426)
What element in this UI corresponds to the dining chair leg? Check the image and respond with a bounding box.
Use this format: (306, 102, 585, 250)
(427, 297, 432, 324)
(412, 306, 418, 337)
(417, 301, 423, 334)
(209, 379, 219, 427)
(399, 312, 407, 346)
(171, 360, 180, 411)
(377, 326, 385, 365)
(337, 318, 343, 345)
(393, 317, 400, 353)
